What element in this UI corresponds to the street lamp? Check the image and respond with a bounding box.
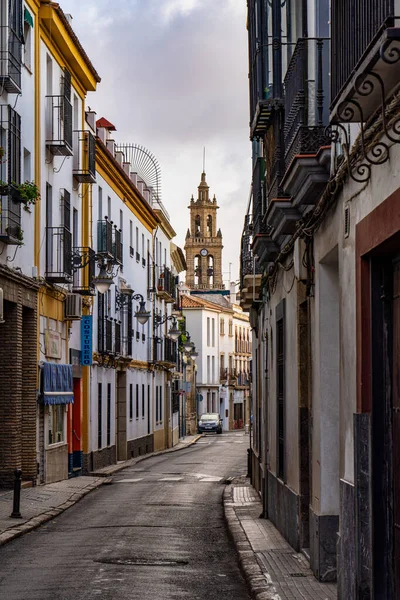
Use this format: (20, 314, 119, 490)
(115, 286, 151, 325)
(70, 249, 119, 294)
(154, 314, 181, 341)
(181, 330, 195, 353)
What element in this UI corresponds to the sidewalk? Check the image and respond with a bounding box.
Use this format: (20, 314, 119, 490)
(223, 477, 337, 600)
(0, 435, 200, 547)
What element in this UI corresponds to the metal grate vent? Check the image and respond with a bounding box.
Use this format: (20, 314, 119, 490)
(344, 204, 350, 238)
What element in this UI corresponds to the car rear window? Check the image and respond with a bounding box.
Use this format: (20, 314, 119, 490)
(200, 414, 219, 421)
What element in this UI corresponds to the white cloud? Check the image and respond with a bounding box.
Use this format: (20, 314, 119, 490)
(60, 0, 250, 285)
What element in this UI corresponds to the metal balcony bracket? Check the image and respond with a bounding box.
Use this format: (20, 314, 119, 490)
(329, 24, 400, 185)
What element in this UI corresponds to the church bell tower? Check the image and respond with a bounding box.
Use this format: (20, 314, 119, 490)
(184, 171, 224, 290)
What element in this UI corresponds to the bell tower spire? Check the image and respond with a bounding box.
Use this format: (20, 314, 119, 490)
(184, 170, 224, 291)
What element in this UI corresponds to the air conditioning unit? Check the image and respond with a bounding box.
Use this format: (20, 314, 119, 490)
(64, 294, 82, 320)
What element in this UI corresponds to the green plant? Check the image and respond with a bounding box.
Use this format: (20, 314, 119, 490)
(15, 181, 40, 212)
(0, 147, 4, 160)
(16, 226, 24, 243)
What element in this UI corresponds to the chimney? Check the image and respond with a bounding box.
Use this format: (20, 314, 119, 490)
(123, 162, 130, 177)
(144, 188, 151, 203)
(137, 179, 145, 196)
(130, 172, 138, 187)
(229, 281, 237, 304)
(115, 150, 124, 166)
(97, 127, 106, 143)
(106, 138, 115, 156)
(85, 110, 96, 132)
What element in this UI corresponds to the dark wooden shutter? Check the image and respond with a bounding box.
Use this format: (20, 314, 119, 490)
(393, 257, 400, 595)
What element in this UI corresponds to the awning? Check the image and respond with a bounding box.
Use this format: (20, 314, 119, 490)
(24, 7, 34, 28)
(41, 363, 74, 405)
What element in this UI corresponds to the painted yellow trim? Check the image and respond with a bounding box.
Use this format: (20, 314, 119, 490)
(40, 31, 87, 99)
(39, 4, 99, 92)
(96, 144, 159, 233)
(154, 209, 176, 239)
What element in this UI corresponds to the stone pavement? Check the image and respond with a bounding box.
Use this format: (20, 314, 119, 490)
(0, 435, 200, 547)
(223, 479, 338, 600)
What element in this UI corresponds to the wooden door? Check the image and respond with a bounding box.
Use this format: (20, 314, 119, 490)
(393, 258, 400, 596)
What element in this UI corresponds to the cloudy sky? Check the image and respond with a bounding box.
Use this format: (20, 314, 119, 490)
(61, 0, 251, 286)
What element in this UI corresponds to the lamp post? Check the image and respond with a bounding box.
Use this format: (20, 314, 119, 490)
(70, 249, 118, 294)
(153, 314, 181, 341)
(115, 287, 151, 325)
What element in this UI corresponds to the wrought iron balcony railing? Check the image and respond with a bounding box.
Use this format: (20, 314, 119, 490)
(112, 227, 123, 265)
(45, 226, 73, 283)
(283, 37, 330, 169)
(97, 218, 113, 256)
(115, 321, 121, 355)
(72, 247, 96, 296)
(0, 2, 23, 95)
(164, 337, 177, 364)
(98, 317, 113, 355)
(45, 95, 73, 157)
(331, 0, 395, 108)
(73, 130, 96, 183)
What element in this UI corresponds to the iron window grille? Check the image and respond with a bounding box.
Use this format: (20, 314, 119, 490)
(72, 246, 96, 296)
(45, 95, 73, 156)
(98, 293, 114, 355)
(0, 0, 23, 94)
(45, 226, 73, 283)
(97, 218, 113, 256)
(112, 227, 123, 265)
(0, 104, 21, 244)
(331, 0, 395, 107)
(73, 130, 96, 183)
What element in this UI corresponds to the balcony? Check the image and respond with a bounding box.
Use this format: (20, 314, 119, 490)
(98, 317, 113, 355)
(280, 38, 331, 209)
(153, 337, 177, 366)
(240, 214, 263, 311)
(156, 267, 175, 302)
(112, 227, 123, 266)
(0, 5, 23, 94)
(97, 218, 113, 256)
(45, 226, 73, 283)
(73, 130, 96, 183)
(220, 367, 228, 383)
(45, 96, 73, 157)
(115, 321, 121, 355)
(330, 2, 400, 123)
(72, 247, 96, 296)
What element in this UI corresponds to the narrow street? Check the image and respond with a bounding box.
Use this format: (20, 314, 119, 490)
(0, 433, 250, 600)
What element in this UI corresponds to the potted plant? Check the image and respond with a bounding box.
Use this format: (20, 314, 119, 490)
(0, 147, 4, 160)
(14, 181, 40, 212)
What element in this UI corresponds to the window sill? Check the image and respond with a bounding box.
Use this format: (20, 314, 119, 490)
(23, 63, 33, 75)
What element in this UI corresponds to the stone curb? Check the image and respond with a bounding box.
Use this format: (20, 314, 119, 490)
(222, 485, 281, 600)
(89, 435, 203, 477)
(0, 437, 202, 548)
(0, 478, 106, 548)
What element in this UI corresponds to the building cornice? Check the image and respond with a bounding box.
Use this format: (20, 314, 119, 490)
(40, 1, 101, 92)
(153, 209, 176, 240)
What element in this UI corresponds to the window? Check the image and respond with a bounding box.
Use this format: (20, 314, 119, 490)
(276, 300, 285, 481)
(98, 383, 102, 449)
(107, 196, 111, 219)
(46, 53, 52, 95)
(207, 317, 210, 346)
(207, 356, 210, 382)
(107, 383, 111, 446)
(229, 320, 233, 336)
(120, 210, 123, 239)
(98, 186, 102, 220)
(142, 384, 145, 418)
(48, 405, 64, 445)
(147, 385, 151, 434)
(23, 12, 33, 71)
(220, 318, 225, 335)
(129, 384, 133, 420)
(142, 234, 145, 261)
(136, 384, 139, 419)
(212, 318, 215, 347)
(212, 356, 215, 383)
(156, 386, 159, 422)
(159, 386, 163, 422)
(23, 148, 31, 182)
(136, 227, 139, 260)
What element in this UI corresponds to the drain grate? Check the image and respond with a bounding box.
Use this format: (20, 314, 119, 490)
(97, 557, 189, 567)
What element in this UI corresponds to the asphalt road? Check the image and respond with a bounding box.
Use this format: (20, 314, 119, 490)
(0, 432, 251, 600)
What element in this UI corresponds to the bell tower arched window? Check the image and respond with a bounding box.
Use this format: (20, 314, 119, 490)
(206, 214, 212, 236)
(194, 254, 201, 286)
(207, 255, 214, 287)
(195, 215, 201, 236)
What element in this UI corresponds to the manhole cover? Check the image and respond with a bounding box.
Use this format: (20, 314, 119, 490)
(97, 557, 189, 567)
(289, 572, 309, 578)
